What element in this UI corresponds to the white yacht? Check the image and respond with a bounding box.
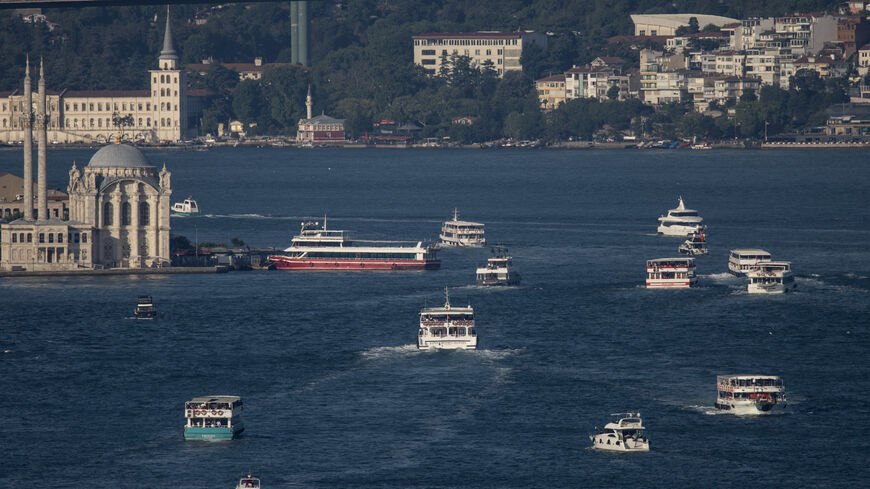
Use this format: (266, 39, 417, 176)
(728, 249, 772, 276)
(589, 412, 650, 452)
(715, 375, 787, 415)
(657, 197, 705, 236)
(418, 288, 477, 350)
(678, 230, 708, 256)
(171, 197, 200, 216)
(475, 247, 520, 286)
(747, 261, 795, 294)
(646, 257, 697, 288)
(440, 209, 485, 247)
(236, 473, 261, 488)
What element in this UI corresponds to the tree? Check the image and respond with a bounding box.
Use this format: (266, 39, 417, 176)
(607, 85, 620, 100)
(231, 80, 265, 125)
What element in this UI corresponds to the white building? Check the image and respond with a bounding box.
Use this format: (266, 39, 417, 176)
(412, 31, 547, 77)
(0, 9, 187, 144)
(631, 13, 739, 37)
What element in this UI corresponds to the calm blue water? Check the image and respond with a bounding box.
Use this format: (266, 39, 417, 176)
(1, 147, 869, 487)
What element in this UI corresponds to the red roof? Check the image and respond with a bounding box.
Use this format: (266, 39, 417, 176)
(414, 31, 532, 39)
(536, 74, 565, 82)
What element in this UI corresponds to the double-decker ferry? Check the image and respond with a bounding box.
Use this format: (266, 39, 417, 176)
(475, 247, 520, 286)
(589, 412, 650, 452)
(657, 197, 704, 236)
(133, 295, 156, 319)
(184, 395, 244, 440)
(715, 375, 787, 415)
(418, 288, 477, 350)
(440, 209, 485, 247)
(747, 261, 795, 294)
(646, 257, 697, 288)
(268, 221, 440, 271)
(728, 249, 772, 276)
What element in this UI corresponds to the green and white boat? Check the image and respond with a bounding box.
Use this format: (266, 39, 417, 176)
(184, 395, 244, 440)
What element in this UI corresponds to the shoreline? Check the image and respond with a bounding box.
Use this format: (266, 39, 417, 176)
(0, 266, 230, 278)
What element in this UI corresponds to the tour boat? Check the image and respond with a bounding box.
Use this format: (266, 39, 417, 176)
(728, 249, 772, 276)
(646, 257, 697, 288)
(440, 209, 485, 247)
(268, 220, 440, 271)
(171, 197, 200, 216)
(475, 247, 520, 286)
(715, 375, 787, 415)
(236, 473, 261, 489)
(657, 197, 705, 236)
(746, 261, 795, 294)
(133, 295, 156, 319)
(589, 412, 650, 452)
(184, 395, 244, 440)
(678, 230, 708, 256)
(418, 288, 477, 350)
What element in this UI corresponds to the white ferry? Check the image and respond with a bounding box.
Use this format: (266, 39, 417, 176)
(440, 209, 485, 247)
(418, 288, 477, 350)
(184, 395, 244, 440)
(715, 375, 787, 415)
(728, 249, 772, 276)
(589, 412, 650, 452)
(646, 257, 697, 288)
(268, 220, 440, 271)
(747, 261, 795, 294)
(678, 230, 708, 256)
(657, 197, 705, 236)
(475, 247, 520, 286)
(171, 197, 200, 216)
(236, 473, 261, 488)
(133, 295, 156, 319)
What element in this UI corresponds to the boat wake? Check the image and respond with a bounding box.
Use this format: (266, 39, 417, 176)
(685, 404, 723, 416)
(359, 344, 418, 360)
(704, 272, 738, 282)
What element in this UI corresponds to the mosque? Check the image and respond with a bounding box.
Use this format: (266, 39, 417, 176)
(0, 59, 173, 272)
(0, 9, 187, 144)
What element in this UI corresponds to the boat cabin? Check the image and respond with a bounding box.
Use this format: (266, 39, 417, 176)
(728, 248, 772, 275)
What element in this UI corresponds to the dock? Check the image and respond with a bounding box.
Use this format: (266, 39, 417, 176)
(0, 266, 230, 278)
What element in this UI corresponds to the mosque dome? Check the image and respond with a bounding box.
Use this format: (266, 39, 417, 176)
(87, 144, 154, 168)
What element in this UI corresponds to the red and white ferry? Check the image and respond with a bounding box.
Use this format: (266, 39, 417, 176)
(268, 220, 440, 271)
(646, 257, 697, 288)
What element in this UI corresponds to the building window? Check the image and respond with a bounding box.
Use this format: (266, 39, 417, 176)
(90, 118, 94, 128)
(98, 119, 102, 127)
(121, 202, 131, 226)
(12, 233, 16, 243)
(147, 118, 151, 127)
(27, 233, 32, 242)
(146, 103, 151, 110)
(103, 202, 113, 226)
(74, 233, 80, 243)
(58, 233, 63, 243)
(81, 233, 87, 243)
(138, 103, 143, 110)
(138, 118, 143, 127)
(139, 202, 150, 225)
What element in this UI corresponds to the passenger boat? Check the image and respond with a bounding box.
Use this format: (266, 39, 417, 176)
(268, 220, 440, 271)
(236, 473, 261, 488)
(134, 296, 156, 319)
(184, 395, 244, 440)
(714, 375, 787, 415)
(646, 257, 697, 288)
(728, 249, 772, 276)
(657, 197, 705, 236)
(171, 197, 200, 216)
(747, 261, 795, 294)
(440, 209, 485, 247)
(418, 288, 477, 350)
(475, 247, 520, 286)
(678, 230, 708, 256)
(589, 412, 650, 452)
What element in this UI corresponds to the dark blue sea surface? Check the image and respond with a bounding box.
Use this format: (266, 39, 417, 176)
(1, 147, 869, 487)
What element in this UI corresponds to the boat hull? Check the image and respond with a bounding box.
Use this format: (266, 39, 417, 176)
(657, 224, 703, 237)
(418, 337, 477, 350)
(439, 236, 486, 248)
(268, 257, 440, 271)
(646, 278, 697, 288)
(590, 434, 650, 452)
(184, 425, 244, 440)
(747, 282, 796, 294)
(714, 401, 786, 415)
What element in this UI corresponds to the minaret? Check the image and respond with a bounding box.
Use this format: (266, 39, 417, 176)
(37, 58, 47, 222)
(22, 57, 34, 221)
(306, 84, 312, 120)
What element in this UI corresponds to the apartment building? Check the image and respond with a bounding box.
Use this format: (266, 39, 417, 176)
(535, 74, 566, 109)
(412, 31, 547, 77)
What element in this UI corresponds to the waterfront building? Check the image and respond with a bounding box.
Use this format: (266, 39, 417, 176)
(630, 13, 739, 37)
(0, 172, 68, 220)
(67, 143, 173, 268)
(0, 9, 187, 144)
(295, 86, 345, 144)
(858, 43, 870, 75)
(412, 31, 547, 77)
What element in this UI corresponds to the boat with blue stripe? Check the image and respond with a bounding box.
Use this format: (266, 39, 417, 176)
(184, 395, 244, 440)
